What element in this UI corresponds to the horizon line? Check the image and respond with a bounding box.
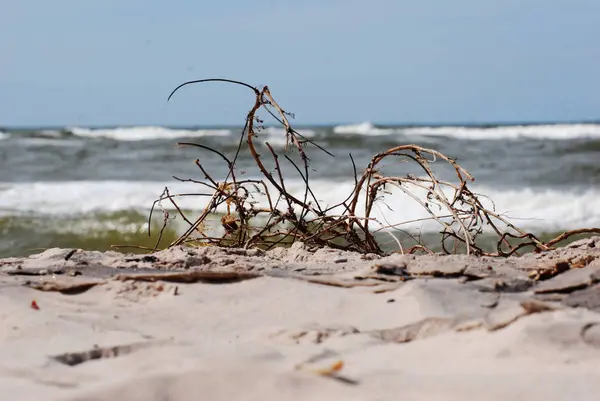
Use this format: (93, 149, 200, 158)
(3, 118, 600, 130)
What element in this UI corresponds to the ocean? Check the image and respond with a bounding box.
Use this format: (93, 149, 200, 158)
(1, 122, 599, 258)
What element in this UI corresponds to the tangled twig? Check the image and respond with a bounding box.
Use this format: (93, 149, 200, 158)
(146, 78, 599, 257)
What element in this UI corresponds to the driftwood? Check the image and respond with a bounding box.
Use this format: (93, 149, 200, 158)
(140, 78, 600, 257)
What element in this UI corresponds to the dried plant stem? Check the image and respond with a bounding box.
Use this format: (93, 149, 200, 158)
(141, 78, 600, 257)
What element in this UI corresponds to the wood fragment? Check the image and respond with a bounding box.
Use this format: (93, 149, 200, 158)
(50, 341, 164, 366)
(25, 277, 105, 294)
(114, 270, 261, 284)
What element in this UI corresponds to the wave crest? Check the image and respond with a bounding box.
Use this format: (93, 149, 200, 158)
(332, 122, 600, 140)
(1, 180, 598, 232)
(333, 122, 395, 136)
(69, 126, 232, 141)
(254, 127, 316, 146)
(402, 124, 600, 140)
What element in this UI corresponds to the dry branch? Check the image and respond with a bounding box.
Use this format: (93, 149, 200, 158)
(145, 78, 600, 257)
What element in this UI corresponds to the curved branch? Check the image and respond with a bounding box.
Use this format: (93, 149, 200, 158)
(167, 78, 259, 101)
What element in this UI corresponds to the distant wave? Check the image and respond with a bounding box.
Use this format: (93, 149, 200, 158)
(3, 128, 84, 147)
(332, 122, 600, 140)
(401, 124, 600, 140)
(260, 127, 316, 137)
(1, 179, 599, 232)
(2, 129, 76, 145)
(16, 138, 84, 147)
(7, 123, 600, 142)
(69, 126, 232, 141)
(333, 122, 395, 136)
(38, 130, 63, 138)
(254, 127, 316, 147)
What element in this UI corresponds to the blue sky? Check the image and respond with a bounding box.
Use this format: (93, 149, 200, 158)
(2, 0, 599, 126)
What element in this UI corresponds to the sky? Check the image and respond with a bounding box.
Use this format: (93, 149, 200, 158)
(1, 0, 599, 127)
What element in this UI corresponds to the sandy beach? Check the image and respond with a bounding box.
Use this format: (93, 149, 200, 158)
(0, 237, 599, 400)
(4, 1, 600, 399)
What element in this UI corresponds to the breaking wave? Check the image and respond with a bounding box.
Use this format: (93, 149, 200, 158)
(69, 126, 232, 141)
(254, 127, 317, 147)
(332, 122, 600, 140)
(333, 122, 395, 136)
(1, 180, 599, 232)
(401, 124, 600, 140)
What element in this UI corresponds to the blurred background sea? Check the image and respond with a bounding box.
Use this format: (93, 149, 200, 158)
(1, 121, 599, 257)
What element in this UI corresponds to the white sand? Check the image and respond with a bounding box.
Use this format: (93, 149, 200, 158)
(1, 239, 600, 400)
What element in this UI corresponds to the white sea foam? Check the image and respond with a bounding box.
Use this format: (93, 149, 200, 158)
(1, 180, 599, 233)
(253, 127, 316, 147)
(332, 122, 600, 140)
(402, 124, 600, 140)
(0, 132, 8, 140)
(333, 122, 395, 136)
(69, 126, 232, 141)
(16, 138, 84, 147)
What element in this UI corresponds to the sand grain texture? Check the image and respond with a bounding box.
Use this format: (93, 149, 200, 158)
(1, 239, 600, 400)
